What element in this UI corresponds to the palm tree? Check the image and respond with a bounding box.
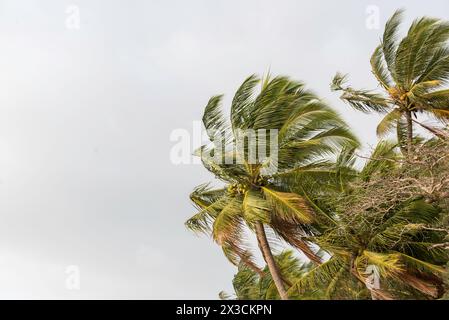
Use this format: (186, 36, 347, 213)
(288, 141, 449, 299)
(331, 9, 449, 154)
(186, 74, 358, 299)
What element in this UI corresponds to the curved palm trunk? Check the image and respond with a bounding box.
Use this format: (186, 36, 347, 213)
(405, 110, 413, 154)
(254, 221, 289, 300)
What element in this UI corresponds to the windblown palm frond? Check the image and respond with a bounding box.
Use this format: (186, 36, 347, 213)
(359, 140, 400, 181)
(332, 9, 449, 154)
(187, 74, 359, 299)
(289, 141, 449, 300)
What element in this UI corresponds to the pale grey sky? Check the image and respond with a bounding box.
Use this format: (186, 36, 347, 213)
(0, 0, 448, 299)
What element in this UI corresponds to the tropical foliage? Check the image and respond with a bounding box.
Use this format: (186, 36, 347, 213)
(186, 9, 449, 300)
(331, 9, 449, 154)
(186, 74, 358, 299)
(220, 250, 325, 300)
(288, 140, 449, 300)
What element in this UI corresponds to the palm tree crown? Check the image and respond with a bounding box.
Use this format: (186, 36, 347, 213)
(186, 74, 359, 299)
(332, 9, 449, 153)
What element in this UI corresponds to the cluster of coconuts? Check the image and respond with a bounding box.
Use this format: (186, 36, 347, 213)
(388, 86, 409, 102)
(227, 184, 248, 195)
(227, 176, 268, 195)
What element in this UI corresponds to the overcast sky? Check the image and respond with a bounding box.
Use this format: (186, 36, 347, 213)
(0, 0, 448, 299)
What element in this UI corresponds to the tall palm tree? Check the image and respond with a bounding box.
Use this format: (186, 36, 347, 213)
(331, 9, 449, 154)
(288, 141, 449, 299)
(186, 74, 358, 299)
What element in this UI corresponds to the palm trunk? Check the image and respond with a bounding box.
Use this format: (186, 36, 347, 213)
(254, 221, 289, 300)
(405, 110, 413, 154)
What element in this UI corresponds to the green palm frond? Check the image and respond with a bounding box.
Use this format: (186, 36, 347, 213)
(410, 20, 449, 83)
(397, 252, 447, 276)
(324, 265, 348, 299)
(418, 47, 449, 83)
(273, 161, 337, 181)
(202, 95, 229, 142)
(221, 241, 261, 272)
(356, 251, 404, 278)
(186, 185, 228, 234)
(243, 190, 271, 223)
(331, 73, 391, 113)
(359, 140, 399, 181)
(287, 256, 347, 296)
(231, 74, 260, 131)
(371, 45, 393, 89)
(376, 109, 402, 137)
(252, 77, 307, 130)
(394, 17, 441, 88)
(382, 9, 405, 83)
(212, 196, 244, 244)
(409, 80, 442, 97)
(262, 187, 314, 224)
(335, 145, 357, 170)
(194, 146, 248, 182)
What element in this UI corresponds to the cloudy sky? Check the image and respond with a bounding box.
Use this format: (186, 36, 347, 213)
(0, 0, 448, 299)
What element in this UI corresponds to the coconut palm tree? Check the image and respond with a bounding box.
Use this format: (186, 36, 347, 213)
(288, 141, 449, 300)
(331, 9, 449, 154)
(186, 74, 358, 299)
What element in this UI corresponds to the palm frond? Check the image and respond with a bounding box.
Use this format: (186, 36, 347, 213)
(202, 95, 229, 142)
(376, 109, 402, 137)
(186, 185, 228, 234)
(382, 9, 405, 83)
(262, 187, 314, 224)
(194, 145, 248, 182)
(411, 20, 449, 83)
(371, 45, 393, 89)
(331, 73, 391, 113)
(231, 74, 260, 131)
(269, 215, 321, 264)
(356, 251, 404, 278)
(213, 196, 244, 244)
(395, 16, 441, 88)
(287, 256, 347, 295)
(398, 252, 447, 277)
(243, 189, 271, 223)
(418, 47, 449, 83)
(360, 140, 399, 181)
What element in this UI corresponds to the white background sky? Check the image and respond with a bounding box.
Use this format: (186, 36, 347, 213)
(0, 0, 448, 299)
